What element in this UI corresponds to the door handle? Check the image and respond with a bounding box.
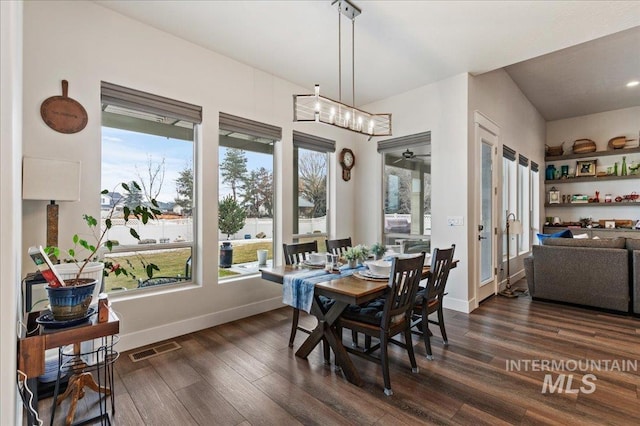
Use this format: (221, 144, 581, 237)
(478, 235, 487, 240)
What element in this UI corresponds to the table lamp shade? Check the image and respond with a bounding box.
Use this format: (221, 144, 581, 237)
(509, 219, 523, 236)
(23, 156, 81, 250)
(22, 157, 81, 201)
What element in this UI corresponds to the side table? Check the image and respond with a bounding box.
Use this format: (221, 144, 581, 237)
(18, 309, 120, 425)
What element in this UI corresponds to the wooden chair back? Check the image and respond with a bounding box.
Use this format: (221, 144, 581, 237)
(423, 245, 456, 302)
(382, 253, 425, 328)
(283, 241, 318, 265)
(325, 237, 352, 256)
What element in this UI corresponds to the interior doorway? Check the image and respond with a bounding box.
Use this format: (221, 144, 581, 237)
(474, 112, 499, 305)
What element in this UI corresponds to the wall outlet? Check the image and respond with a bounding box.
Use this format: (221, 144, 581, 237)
(447, 216, 464, 226)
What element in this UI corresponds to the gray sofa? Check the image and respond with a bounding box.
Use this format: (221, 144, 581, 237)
(524, 237, 640, 313)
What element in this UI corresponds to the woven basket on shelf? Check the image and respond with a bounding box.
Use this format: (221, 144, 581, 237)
(572, 139, 596, 154)
(545, 143, 564, 156)
(607, 136, 637, 150)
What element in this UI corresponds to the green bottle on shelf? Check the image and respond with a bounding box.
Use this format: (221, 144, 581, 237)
(614, 162, 618, 176)
(621, 156, 627, 176)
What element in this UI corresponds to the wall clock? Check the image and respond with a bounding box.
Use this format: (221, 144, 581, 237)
(339, 148, 355, 181)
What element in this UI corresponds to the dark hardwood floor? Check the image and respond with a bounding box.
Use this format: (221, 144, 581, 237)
(37, 282, 640, 425)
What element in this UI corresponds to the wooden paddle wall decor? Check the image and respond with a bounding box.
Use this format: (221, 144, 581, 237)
(40, 80, 88, 134)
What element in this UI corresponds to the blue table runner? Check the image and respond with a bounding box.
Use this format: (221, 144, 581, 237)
(283, 266, 364, 313)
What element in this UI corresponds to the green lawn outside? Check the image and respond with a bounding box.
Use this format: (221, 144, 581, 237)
(104, 241, 278, 290)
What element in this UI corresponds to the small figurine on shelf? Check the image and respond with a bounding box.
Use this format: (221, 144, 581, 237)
(594, 191, 600, 203)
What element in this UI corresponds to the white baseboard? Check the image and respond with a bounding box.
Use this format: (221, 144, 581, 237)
(443, 297, 472, 314)
(117, 297, 285, 352)
(499, 268, 526, 292)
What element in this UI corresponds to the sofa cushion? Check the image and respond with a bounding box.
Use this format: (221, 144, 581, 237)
(543, 237, 626, 249)
(537, 229, 572, 244)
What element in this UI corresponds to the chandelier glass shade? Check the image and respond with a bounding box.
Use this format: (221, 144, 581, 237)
(293, 0, 392, 137)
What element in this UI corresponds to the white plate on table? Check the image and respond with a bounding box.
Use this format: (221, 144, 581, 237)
(303, 260, 326, 268)
(359, 270, 390, 280)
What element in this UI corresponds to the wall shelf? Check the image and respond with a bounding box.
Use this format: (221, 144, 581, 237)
(545, 202, 640, 207)
(545, 174, 640, 184)
(545, 146, 640, 161)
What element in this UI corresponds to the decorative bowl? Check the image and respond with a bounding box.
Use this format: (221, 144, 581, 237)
(46, 279, 96, 321)
(365, 260, 392, 276)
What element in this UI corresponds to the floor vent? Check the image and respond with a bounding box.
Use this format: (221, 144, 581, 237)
(129, 341, 182, 362)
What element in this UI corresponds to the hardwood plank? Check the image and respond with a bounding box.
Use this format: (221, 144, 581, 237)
(253, 371, 362, 425)
(122, 365, 197, 425)
(174, 380, 244, 426)
(451, 403, 513, 426)
(147, 339, 202, 391)
(179, 338, 303, 426)
(113, 392, 145, 425)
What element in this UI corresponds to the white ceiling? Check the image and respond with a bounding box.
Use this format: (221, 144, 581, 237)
(95, 1, 640, 120)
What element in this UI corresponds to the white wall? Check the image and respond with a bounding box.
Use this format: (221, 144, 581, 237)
(546, 106, 640, 223)
(1, 1, 22, 423)
(21, 1, 356, 352)
(468, 69, 546, 304)
(356, 73, 472, 313)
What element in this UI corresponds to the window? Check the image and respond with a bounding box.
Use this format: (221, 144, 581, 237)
(378, 132, 431, 253)
(218, 113, 280, 279)
(293, 131, 334, 244)
(100, 82, 200, 293)
(530, 162, 540, 243)
(502, 146, 516, 259)
(518, 154, 530, 253)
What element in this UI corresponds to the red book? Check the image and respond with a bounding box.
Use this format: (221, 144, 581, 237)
(28, 246, 66, 287)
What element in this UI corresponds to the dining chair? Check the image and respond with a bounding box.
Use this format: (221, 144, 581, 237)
(282, 241, 318, 348)
(336, 253, 425, 396)
(410, 244, 455, 360)
(325, 237, 352, 256)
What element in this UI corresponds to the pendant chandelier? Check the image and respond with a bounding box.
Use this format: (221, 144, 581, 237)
(293, 0, 392, 137)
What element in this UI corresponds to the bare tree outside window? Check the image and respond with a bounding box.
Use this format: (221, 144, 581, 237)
(298, 151, 327, 218)
(136, 155, 166, 204)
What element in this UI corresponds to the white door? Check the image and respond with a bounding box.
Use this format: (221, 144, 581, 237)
(475, 113, 499, 303)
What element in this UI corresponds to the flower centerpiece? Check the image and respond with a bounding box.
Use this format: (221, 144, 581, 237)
(370, 242, 386, 260)
(343, 244, 369, 268)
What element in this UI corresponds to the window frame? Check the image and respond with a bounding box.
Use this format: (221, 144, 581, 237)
(218, 113, 281, 280)
(378, 132, 432, 250)
(100, 82, 200, 293)
(292, 131, 335, 243)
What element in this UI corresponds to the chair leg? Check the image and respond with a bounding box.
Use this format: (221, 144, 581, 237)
(323, 337, 331, 365)
(437, 306, 448, 346)
(380, 333, 393, 396)
(404, 326, 419, 373)
(289, 308, 300, 348)
(364, 335, 372, 350)
(422, 307, 433, 360)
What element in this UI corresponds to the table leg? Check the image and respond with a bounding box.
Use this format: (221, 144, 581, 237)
(294, 298, 363, 386)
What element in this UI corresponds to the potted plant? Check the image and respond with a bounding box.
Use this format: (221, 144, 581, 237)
(370, 242, 386, 260)
(343, 247, 359, 269)
(354, 244, 369, 265)
(43, 182, 161, 319)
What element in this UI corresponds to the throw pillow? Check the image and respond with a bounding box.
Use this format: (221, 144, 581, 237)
(537, 229, 573, 244)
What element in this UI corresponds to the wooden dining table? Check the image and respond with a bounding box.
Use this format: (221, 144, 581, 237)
(260, 261, 457, 386)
